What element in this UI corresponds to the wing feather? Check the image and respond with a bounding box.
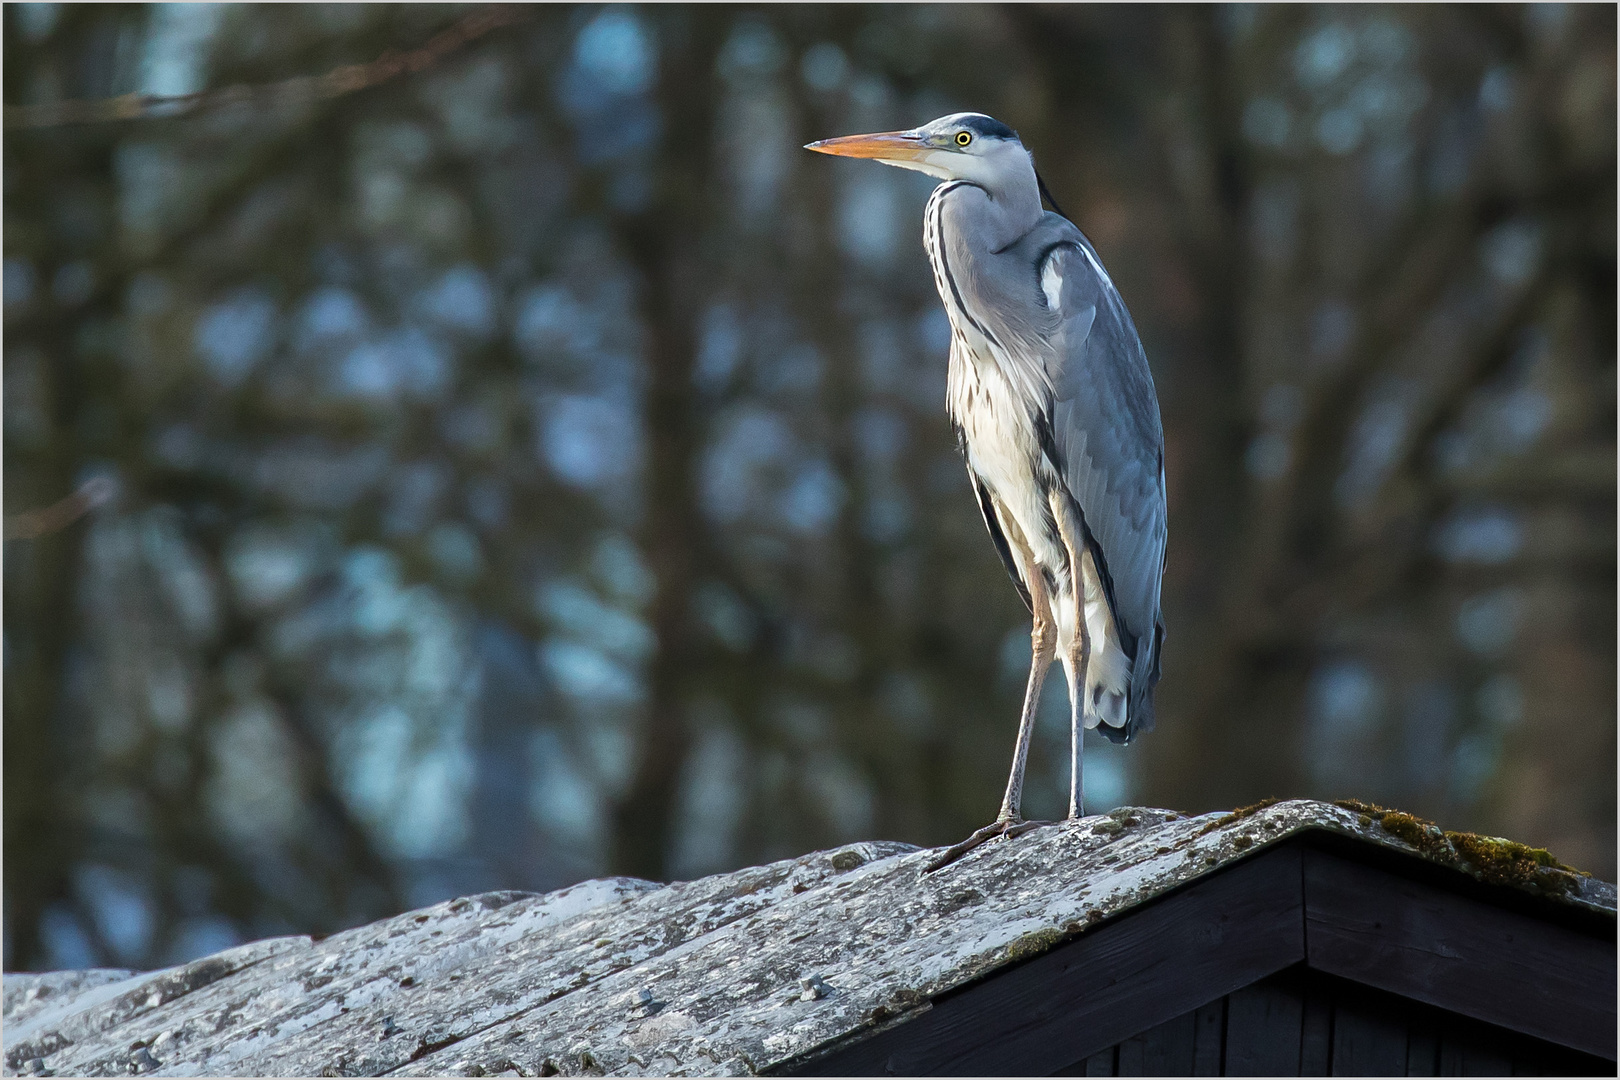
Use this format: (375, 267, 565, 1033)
(1043, 232, 1167, 730)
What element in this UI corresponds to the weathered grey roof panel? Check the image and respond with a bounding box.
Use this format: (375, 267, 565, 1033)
(4, 801, 1610, 1077)
(4, 970, 140, 1037)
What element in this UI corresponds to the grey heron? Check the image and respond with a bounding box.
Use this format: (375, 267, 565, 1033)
(807, 113, 1166, 871)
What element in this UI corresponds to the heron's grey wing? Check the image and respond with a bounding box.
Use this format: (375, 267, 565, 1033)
(1042, 231, 1167, 726)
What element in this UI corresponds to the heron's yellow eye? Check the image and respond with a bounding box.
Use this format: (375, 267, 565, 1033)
(956, 131, 973, 147)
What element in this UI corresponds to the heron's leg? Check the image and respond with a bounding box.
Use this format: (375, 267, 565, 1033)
(1059, 582, 1091, 820)
(925, 548, 1057, 873)
(997, 603, 1056, 823)
(1053, 499, 1092, 820)
(1069, 613, 1091, 819)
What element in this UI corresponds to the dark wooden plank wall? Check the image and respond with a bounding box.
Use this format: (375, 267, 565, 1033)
(1052, 965, 1613, 1077)
(1302, 849, 1617, 1058)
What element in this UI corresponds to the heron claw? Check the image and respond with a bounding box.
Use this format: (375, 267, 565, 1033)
(923, 817, 1057, 873)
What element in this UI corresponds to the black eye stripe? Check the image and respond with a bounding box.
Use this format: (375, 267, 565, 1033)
(957, 114, 1017, 140)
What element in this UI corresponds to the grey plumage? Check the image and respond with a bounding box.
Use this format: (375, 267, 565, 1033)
(808, 112, 1166, 865)
(1039, 223, 1167, 739)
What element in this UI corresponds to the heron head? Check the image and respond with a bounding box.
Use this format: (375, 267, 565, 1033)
(805, 112, 1028, 187)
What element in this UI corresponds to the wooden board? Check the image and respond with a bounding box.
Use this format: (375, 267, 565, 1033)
(1224, 966, 1305, 1075)
(1329, 980, 1409, 1076)
(1038, 965, 1614, 1077)
(1303, 848, 1617, 1060)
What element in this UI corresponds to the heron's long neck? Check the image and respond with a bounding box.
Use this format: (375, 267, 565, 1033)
(977, 154, 1043, 252)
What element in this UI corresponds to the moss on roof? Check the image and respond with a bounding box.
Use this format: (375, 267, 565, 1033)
(1332, 799, 1588, 898)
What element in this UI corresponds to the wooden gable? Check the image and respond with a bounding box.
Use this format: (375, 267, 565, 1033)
(784, 836, 1615, 1076)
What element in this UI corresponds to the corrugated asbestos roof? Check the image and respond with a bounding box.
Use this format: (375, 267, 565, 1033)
(4, 799, 1612, 1077)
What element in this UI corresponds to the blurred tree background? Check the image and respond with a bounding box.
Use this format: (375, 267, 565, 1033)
(4, 3, 1613, 973)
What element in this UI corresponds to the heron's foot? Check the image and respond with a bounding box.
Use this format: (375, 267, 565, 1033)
(923, 817, 1056, 873)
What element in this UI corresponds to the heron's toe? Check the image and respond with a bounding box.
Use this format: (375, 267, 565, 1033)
(923, 817, 1055, 872)
(1003, 818, 1056, 838)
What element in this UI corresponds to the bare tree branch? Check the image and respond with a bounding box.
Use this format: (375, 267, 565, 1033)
(4, 477, 116, 540)
(4, 4, 530, 132)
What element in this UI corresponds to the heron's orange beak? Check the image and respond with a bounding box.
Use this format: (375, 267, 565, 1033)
(804, 130, 931, 161)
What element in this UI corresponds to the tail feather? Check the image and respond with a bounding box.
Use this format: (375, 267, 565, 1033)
(1063, 538, 1164, 745)
(1095, 618, 1163, 745)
